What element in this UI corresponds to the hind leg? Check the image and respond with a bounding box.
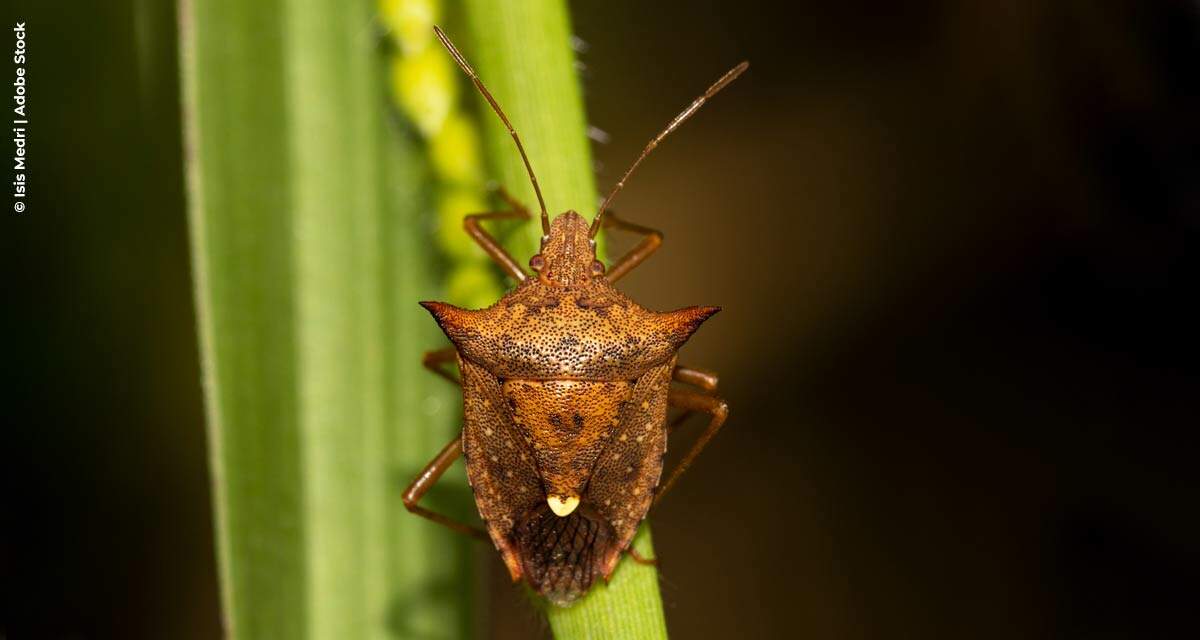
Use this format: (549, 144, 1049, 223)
(625, 546, 659, 566)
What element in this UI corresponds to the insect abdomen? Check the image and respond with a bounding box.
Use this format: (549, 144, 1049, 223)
(459, 358, 676, 604)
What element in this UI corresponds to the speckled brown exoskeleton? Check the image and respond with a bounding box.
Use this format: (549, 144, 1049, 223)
(404, 27, 745, 606)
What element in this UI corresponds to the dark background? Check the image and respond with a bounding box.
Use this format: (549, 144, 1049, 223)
(7, 0, 1199, 638)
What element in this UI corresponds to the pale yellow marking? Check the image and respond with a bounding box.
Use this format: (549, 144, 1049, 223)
(640, 400, 649, 410)
(547, 494, 580, 517)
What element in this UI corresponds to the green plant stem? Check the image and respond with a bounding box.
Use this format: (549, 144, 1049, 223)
(462, 2, 668, 637)
(462, 0, 604, 260)
(181, 0, 470, 637)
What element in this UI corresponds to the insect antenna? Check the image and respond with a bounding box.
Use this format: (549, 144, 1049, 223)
(589, 61, 749, 239)
(434, 26, 551, 236)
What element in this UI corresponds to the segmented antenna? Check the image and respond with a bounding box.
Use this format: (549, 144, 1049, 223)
(434, 26, 551, 236)
(589, 61, 749, 239)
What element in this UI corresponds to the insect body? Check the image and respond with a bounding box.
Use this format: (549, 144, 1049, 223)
(404, 27, 745, 606)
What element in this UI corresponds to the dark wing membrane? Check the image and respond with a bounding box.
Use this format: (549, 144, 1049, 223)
(459, 357, 543, 577)
(510, 501, 614, 606)
(584, 360, 673, 577)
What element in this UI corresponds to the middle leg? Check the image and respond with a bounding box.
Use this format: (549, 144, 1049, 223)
(667, 364, 719, 433)
(655, 380, 729, 505)
(402, 436, 489, 541)
(410, 349, 485, 539)
(422, 346, 460, 386)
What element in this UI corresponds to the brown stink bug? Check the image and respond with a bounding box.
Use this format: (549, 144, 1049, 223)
(403, 26, 745, 606)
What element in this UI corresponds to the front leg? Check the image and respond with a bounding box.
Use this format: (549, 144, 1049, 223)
(463, 186, 532, 283)
(603, 211, 663, 283)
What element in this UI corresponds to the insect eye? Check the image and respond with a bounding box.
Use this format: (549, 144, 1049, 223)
(590, 260, 606, 277)
(529, 254, 545, 272)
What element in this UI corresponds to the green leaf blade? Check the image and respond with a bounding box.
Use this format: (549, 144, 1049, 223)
(182, 0, 470, 636)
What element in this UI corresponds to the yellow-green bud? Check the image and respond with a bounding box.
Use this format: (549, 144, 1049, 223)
(430, 112, 484, 186)
(445, 263, 504, 310)
(391, 46, 457, 137)
(378, 0, 441, 54)
(436, 189, 490, 261)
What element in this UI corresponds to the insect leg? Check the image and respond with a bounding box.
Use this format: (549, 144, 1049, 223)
(654, 388, 729, 505)
(403, 436, 489, 541)
(465, 206, 530, 284)
(625, 546, 659, 566)
(603, 211, 663, 283)
(462, 184, 533, 282)
(672, 364, 719, 393)
(613, 365, 717, 565)
(490, 184, 528, 211)
(666, 364, 719, 433)
(422, 346, 460, 386)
